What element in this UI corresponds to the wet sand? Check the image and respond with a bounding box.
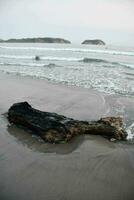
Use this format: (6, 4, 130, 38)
(0, 73, 134, 200)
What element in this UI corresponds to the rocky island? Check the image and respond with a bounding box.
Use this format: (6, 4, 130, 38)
(82, 39, 105, 45)
(0, 37, 71, 44)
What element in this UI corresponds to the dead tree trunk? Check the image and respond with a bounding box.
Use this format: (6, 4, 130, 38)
(8, 102, 127, 143)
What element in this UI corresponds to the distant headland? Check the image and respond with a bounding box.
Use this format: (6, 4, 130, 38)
(81, 39, 105, 45)
(0, 38, 106, 45)
(0, 37, 71, 44)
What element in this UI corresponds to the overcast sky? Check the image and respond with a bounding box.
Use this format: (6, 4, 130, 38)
(0, 0, 134, 46)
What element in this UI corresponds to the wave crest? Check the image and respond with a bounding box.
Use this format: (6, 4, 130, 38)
(0, 46, 134, 56)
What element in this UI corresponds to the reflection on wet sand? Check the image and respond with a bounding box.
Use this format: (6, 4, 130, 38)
(8, 124, 87, 155)
(0, 73, 134, 200)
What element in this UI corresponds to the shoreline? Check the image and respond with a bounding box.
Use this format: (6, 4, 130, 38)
(0, 72, 110, 119)
(0, 72, 134, 200)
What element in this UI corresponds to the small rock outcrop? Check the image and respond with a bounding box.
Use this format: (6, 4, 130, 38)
(82, 39, 105, 45)
(35, 56, 40, 61)
(81, 58, 108, 63)
(0, 37, 71, 44)
(7, 102, 127, 143)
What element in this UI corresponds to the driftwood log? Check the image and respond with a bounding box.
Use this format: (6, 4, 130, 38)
(8, 102, 127, 143)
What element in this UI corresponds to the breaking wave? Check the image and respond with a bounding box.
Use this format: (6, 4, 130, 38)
(0, 46, 134, 56)
(0, 54, 81, 61)
(0, 56, 133, 70)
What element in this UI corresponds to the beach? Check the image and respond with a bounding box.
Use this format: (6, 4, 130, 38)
(0, 72, 134, 200)
(0, 0, 134, 198)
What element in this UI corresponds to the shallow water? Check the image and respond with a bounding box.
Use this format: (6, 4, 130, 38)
(0, 43, 134, 97)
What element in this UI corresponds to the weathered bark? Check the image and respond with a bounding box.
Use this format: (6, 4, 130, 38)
(8, 102, 127, 143)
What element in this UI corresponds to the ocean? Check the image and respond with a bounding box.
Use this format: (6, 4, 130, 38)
(0, 43, 134, 140)
(0, 43, 134, 96)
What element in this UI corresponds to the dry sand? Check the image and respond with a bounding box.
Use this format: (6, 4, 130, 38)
(0, 73, 134, 200)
